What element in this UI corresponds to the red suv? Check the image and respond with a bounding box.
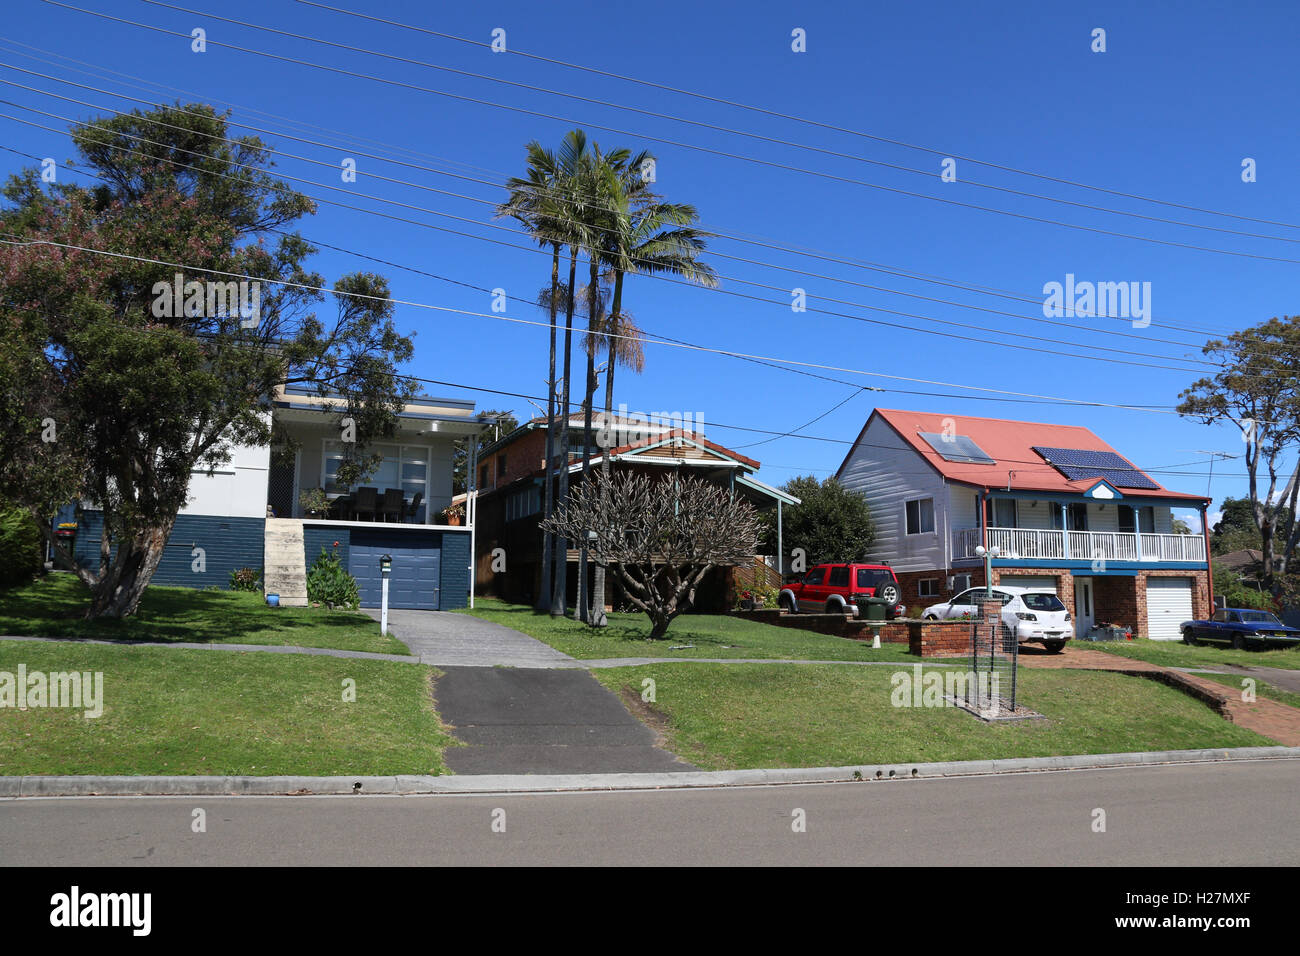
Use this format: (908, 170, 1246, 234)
(779, 563, 905, 618)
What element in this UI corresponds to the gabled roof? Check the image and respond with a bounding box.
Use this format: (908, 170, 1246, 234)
(603, 429, 761, 470)
(838, 408, 1208, 503)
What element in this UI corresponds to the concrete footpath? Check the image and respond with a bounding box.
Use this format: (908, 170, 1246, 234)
(2, 746, 1295, 797)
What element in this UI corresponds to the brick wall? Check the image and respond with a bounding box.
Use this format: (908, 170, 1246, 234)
(484, 430, 548, 490)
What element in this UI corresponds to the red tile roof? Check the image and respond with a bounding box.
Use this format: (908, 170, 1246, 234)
(853, 408, 1207, 502)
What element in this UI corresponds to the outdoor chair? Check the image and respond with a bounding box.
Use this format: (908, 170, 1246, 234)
(352, 487, 378, 521)
(404, 492, 424, 523)
(379, 488, 404, 523)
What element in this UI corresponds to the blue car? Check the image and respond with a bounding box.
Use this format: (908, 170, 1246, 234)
(1180, 607, 1300, 650)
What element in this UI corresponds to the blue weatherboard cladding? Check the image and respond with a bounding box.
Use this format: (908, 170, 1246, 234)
(440, 530, 469, 610)
(72, 511, 265, 588)
(304, 526, 350, 572)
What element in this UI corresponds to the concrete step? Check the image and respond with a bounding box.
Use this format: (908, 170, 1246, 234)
(264, 518, 308, 607)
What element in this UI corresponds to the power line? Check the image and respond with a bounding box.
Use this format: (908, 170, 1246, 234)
(0, 232, 1213, 417)
(41, 0, 1300, 266)
(123, 0, 1300, 251)
(0, 108, 1220, 373)
(293, 0, 1300, 235)
(0, 41, 1266, 346)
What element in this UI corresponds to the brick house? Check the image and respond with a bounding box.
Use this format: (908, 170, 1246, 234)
(835, 409, 1213, 640)
(473, 413, 799, 609)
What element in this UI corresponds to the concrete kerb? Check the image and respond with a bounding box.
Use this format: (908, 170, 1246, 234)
(4, 746, 1297, 797)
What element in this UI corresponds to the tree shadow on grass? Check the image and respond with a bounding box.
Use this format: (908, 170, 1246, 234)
(0, 574, 377, 645)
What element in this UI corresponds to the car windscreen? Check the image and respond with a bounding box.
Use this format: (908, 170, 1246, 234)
(1240, 611, 1282, 624)
(856, 569, 893, 590)
(1021, 592, 1065, 612)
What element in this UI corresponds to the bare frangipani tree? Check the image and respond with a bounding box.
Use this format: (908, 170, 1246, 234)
(541, 471, 758, 639)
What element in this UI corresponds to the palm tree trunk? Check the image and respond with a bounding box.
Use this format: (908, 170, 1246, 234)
(536, 243, 561, 610)
(589, 269, 625, 626)
(577, 254, 600, 623)
(551, 246, 578, 616)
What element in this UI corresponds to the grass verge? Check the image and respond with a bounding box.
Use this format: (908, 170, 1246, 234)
(0, 640, 453, 776)
(1191, 670, 1300, 710)
(591, 663, 1270, 770)
(1079, 636, 1300, 671)
(459, 597, 916, 661)
(0, 574, 407, 655)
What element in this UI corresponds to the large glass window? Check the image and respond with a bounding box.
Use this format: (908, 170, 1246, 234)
(323, 441, 427, 499)
(985, 498, 1016, 528)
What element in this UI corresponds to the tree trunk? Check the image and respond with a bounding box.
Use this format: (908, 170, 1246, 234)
(86, 519, 174, 619)
(577, 254, 600, 624)
(589, 269, 624, 628)
(536, 243, 561, 611)
(551, 247, 578, 617)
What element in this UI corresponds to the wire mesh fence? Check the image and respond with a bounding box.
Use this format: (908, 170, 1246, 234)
(964, 601, 1019, 717)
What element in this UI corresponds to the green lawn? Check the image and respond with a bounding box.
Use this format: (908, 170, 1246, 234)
(1081, 635, 1300, 671)
(0, 640, 454, 775)
(0, 574, 407, 655)
(591, 663, 1271, 770)
(459, 597, 919, 661)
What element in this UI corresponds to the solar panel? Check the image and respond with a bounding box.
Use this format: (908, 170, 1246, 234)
(1032, 446, 1160, 490)
(920, 432, 996, 464)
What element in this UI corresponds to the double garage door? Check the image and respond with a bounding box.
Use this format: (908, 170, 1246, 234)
(348, 531, 441, 610)
(1146, 577, 1194, 641)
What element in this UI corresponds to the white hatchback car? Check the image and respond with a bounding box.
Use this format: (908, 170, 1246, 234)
(921, 586, 1073, 653)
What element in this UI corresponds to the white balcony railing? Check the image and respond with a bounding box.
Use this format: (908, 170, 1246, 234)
(953, 527, 1205, 563)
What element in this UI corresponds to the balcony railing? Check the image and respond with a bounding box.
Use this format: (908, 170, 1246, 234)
(953, 527, 1205, 563)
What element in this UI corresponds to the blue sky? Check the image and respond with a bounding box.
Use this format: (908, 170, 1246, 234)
(4, 0, 1298, 529)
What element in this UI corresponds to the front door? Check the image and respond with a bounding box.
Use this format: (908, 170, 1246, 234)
(1074, 577, 1094, 637)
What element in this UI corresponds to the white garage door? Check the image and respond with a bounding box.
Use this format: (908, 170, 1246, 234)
(1146, 578, 1193, 641)
(999, 575, 1058, 593)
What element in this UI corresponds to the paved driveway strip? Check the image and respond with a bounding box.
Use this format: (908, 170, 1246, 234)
(434, 666, 696, 774)
(365, 608, 579, 668)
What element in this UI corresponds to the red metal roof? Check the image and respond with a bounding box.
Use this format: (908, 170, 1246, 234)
(856, 408, 1207, 502)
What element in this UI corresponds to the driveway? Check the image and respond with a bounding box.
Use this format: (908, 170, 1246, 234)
(434, 666, 696, 774)
(362, 608, 577, 668)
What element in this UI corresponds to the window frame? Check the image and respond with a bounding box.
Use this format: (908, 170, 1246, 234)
(905, 497, 936, 535)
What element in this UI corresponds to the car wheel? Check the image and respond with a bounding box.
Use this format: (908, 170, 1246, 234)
(780, 595, 796, 615)
(1044, 640, 1065, 654)
(877, 583, 900, 606)
(1182, 628, 1197, 645)
(923, 613, 939, 621)
(826, 600, 845, 615)
(1232, 634, 1245, 650)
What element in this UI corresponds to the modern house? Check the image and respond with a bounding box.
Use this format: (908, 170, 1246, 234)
(472, 412, 799, 609)
(836, 408, 1213, 640)
(66, 385, 495, 610)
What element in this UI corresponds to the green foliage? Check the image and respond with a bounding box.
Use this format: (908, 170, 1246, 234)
(758, 475, 875, 565)
(1212, 561, 1273, 610)
(0, 103, 417, 618)
(298, 488, 329, 515)
(0, 503, 43, 588)
(306, 547, 360, 610)
(228, 566, 261, 592)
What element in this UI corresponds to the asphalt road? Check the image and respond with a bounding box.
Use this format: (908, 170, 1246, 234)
(2, 760, 1295, 866)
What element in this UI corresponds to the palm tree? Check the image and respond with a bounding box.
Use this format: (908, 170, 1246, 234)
(497, 132, 588, 614)
(585, 153, 718, 623)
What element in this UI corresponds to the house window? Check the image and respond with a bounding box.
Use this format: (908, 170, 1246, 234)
(497, 453, 507, 481)
(1139, 506, 1156, 533)
(918, 578, 939, 598)
(505, 485, 541, 522)
(984, 498, 1016, 528)
(479, 464, 489, 489)
(905, 497, 935, 535)
(1118, 505, 1136, 534)
(323, 441, 428, 501)
(1067, 503, 1088, 531)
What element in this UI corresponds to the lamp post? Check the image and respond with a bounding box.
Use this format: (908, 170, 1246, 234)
(974, 544, 1001, 597)
(379, 553, 392, 635)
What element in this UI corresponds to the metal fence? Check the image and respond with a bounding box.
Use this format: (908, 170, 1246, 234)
(965, 609, 1019, 717)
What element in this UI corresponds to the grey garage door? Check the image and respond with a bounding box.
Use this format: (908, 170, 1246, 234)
(349, 531, 441, 610)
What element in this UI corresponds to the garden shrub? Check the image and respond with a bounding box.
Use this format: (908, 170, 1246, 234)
(0, 504, 43, 588)
(229, 566, 262, 592)
(305, 547, 360, 610)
